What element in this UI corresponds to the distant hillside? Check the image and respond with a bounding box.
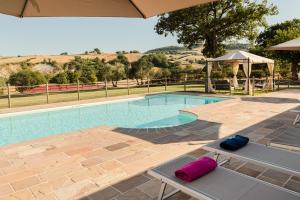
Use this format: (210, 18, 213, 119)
(146, 46, 188, 54)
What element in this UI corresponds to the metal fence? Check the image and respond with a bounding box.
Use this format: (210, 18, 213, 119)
(0, 77, 299, 109)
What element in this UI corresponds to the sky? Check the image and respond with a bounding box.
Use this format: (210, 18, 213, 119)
(0, 0, 299, 56)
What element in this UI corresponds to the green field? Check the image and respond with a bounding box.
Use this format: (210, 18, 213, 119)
(0, 83, 290, 109)
(0, 84, 206, 109)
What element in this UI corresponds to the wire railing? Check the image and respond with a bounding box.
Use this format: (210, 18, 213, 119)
(0, 77, 299, 109)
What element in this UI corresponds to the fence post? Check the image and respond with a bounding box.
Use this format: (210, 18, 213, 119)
(165, 77, 167, 91)
(229, 77, 232, 95)
(105, 78, 108, 97)
(277, 74, 280, 91)
(7, 83, 11, 108)
(46, 82, 49, 104)
(288, 79, 290, 88)
(147, 77, 150, 93)
(184, 73, 187, 92)
(127, 78, 130, 95)
(252, 76, 255, 96)
(77, 79, 80, 101)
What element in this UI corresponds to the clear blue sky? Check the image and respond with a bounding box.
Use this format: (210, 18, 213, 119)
(0, 0, 299, 56)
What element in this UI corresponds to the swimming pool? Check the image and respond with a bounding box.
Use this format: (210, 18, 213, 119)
(0, 94, 225, 145)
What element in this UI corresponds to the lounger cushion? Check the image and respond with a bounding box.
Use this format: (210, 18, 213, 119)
(220, 135, 249, 151)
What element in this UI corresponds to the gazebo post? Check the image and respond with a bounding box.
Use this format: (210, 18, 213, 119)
(205, 60, 209, 93)
(247, 58, 250, 95)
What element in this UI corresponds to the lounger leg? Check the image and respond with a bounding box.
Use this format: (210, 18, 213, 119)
(157, 182, 167, 200)
(214, 153, 220, 162)
(293, 114, 300, 125)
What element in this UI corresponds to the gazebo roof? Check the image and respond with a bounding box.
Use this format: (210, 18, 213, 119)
(268, 38, 300, 51)
(210, 50, 274, 64)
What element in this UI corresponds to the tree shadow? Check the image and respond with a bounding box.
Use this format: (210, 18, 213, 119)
(113, 119, 222, 145)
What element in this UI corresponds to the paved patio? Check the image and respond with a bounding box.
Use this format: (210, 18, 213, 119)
(0, 89, 299, 200)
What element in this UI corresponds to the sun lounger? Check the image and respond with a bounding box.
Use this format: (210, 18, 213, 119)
(290, 110, 300, 125)
(203, 138, 300, 176)
(148, 155, 300, 200)
(270, 130, 300, 151)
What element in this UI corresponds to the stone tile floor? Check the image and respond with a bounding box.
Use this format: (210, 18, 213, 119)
(0, 89, 299, 199)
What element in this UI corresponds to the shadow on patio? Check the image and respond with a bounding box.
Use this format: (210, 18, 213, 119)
(241, 97, 300, 104)
(82, 104, 300, 200)
(113, 120, 222, 145)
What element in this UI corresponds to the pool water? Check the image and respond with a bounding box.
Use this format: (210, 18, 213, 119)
(0, 94, 225, 145)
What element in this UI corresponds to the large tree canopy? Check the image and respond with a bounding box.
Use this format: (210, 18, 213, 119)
(251, 19, 300, 79)
(155, 0, 277, 58)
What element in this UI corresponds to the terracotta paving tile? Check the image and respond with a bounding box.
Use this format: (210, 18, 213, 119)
(0, 189, 34, 200)
(0, 184, 13, 197)
(137, 179, 175, 199)
(105, 143, 130, 152)
(167, 191, 191, 200)
(29, 182, 55, 199)
(291, 176, 300, 182)
(115, 188, 152, 200)
(236, 164, 262, 178)
(0, 161, 10, 169)
(113, 175, 150, 193)
(117, 151, 152, 164)
(86, 186, 120, 200)
(0, 170, 38, 184)
(284, 179, 300, 193)
(81, 156, 104, 167)
(11, 176, 40, 191)
(261, 169, 291, 184)
(257, 175, 284, 186)
(97, 160, 123, 171)
(64, 147, 92, 156)
(221, 158, 245, 171)
(54, 180, 99, 200)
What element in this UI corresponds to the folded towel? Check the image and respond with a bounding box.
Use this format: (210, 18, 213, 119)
(175, 156, 217, 182)
(220, 135, 249, 151)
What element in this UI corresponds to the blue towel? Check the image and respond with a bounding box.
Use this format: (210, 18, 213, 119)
(220, 135, 249, 151)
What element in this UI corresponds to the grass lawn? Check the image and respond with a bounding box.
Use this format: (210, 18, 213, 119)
(0, 84, 204, 109)
(0, 83, 287, 109)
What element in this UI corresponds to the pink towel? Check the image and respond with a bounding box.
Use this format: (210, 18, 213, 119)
(175, 157, 217, 182)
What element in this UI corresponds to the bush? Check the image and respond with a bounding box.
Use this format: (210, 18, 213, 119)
(211, 71, 224, 79)
(9, 70, 46, 92)
(0, 77, 7, 87)
(79, 66, 97, 83)
(251, 70, 267, 78)
(50, 72, 69, 84)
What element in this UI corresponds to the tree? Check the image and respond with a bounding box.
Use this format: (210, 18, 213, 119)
(251, 19, 300, 79)
(155, 0, 277, 57)
(94, 48, 101, 54)
(9, 70, 46, 92)
(79, 66, 97, 83)
(50, 72, 69, 84)
(110, 63, 125, 87)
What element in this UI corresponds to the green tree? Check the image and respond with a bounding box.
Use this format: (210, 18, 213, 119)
(9, 70, 47, 92)
(50, 72, 70, 84)
(79, 66, 97, 83)
(155, 0, 277, 57)
(251, 19, 300, 79)
(110, 63, 125, 87)
(94, 48, 101, 54)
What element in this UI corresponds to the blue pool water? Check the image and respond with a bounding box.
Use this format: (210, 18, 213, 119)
(0, 94, 225, 145)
